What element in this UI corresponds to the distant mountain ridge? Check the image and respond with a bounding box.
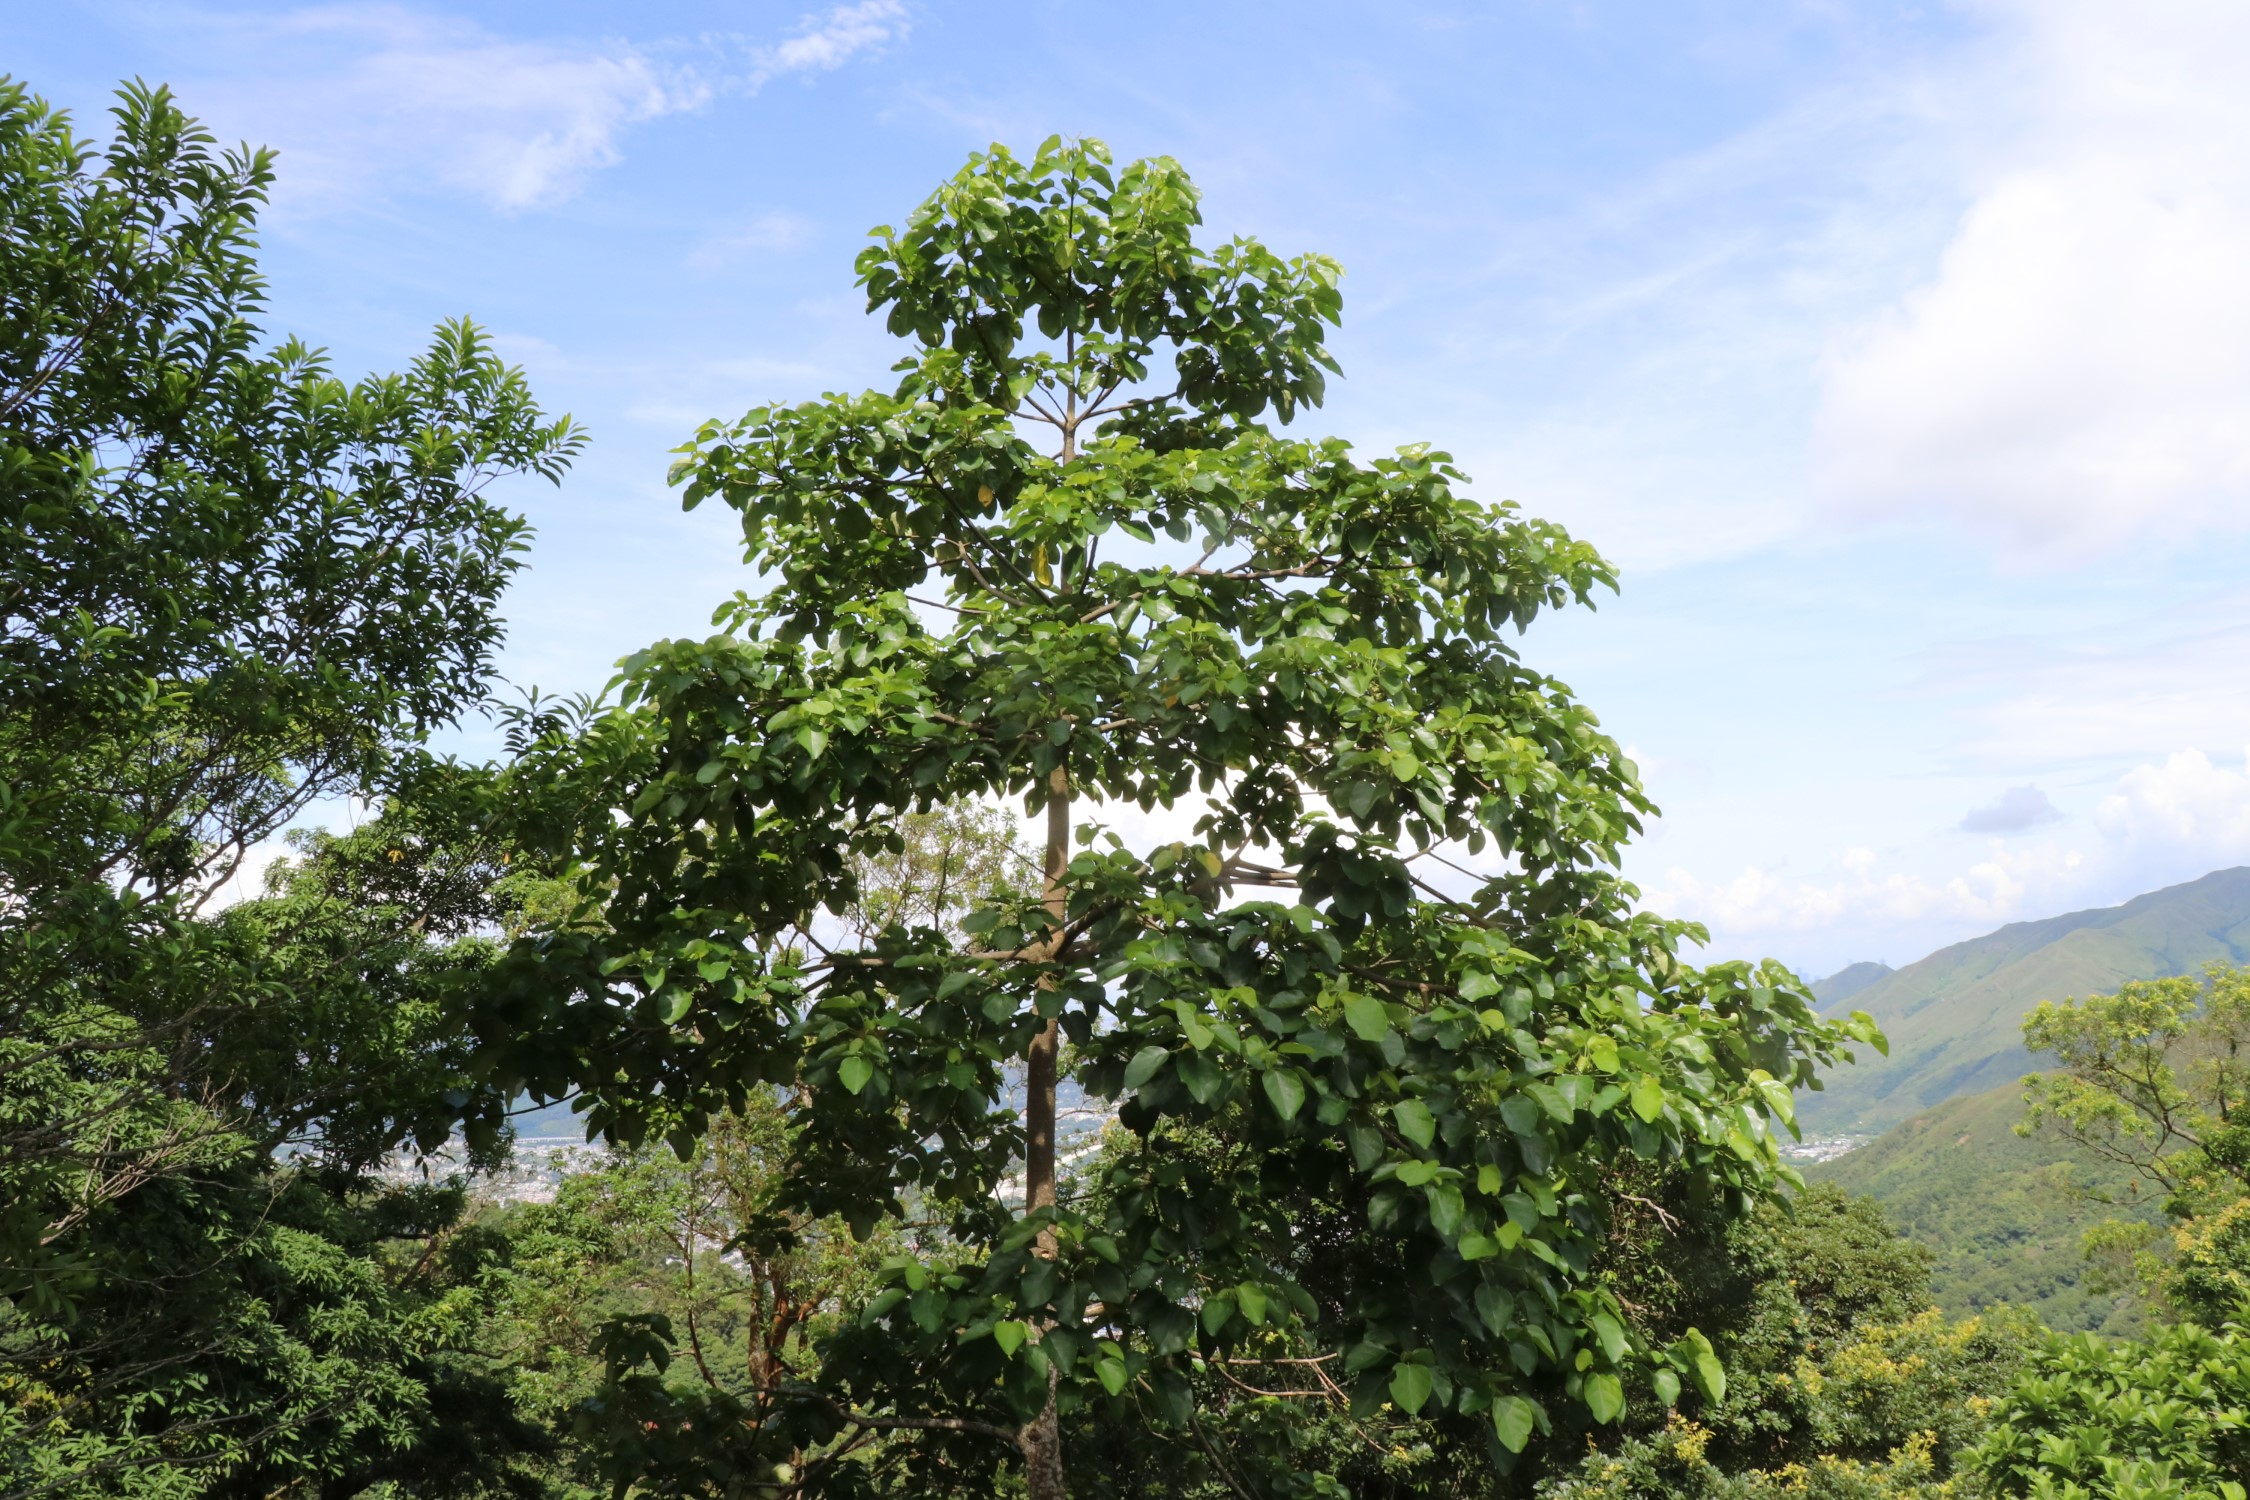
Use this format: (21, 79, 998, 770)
(1811, 960, 1892, 1008)
(1799, 866, 2250, 1133)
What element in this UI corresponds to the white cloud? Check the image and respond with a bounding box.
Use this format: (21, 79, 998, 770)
(1647, 840, 2082, 942)
(752, 1, 909, 82)
(223, 7, 708, 212)
(2096, 746, 2250, 857)
(1650, 739, 2250, 966)
(161, 3, 909, 215)
(1815, 0, 2250, 557)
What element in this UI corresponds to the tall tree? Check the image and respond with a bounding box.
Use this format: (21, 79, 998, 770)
(0, 76, 580, 1493)
(2022, 962, 2250, 1322)
(487, 136, 1879, 1497)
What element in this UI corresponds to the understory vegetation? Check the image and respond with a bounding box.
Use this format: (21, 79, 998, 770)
(4, 75, 2247, 1500)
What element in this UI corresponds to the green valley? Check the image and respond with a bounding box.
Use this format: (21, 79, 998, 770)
(1806, 1080, 2160, 1334)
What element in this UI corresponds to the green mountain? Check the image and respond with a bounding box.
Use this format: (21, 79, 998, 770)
(1799, 865, 2250, 1133)
(1806, 1080, 2160, 1334)
(1811, 960, 1892, 1007)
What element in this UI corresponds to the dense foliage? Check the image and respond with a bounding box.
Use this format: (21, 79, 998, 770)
(474, 134, 1882, 1497)
(1810, 1081, 2157, 1335)
(0, 77, 579, 1494)
(2021, 962, 2250, 1323)
(1968, 1322, 2250, 1500)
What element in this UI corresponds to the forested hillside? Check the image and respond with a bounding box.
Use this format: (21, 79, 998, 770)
(1800, 866, 2250, 1132)
(1806, 1081, 2160, 1334)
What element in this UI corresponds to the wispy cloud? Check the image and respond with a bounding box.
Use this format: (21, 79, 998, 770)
(150, 3, 910, 214)
(686, 210, 819, 270)
(750, 1, 909, 83)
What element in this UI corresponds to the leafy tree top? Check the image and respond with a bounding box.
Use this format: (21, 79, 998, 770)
(489, 135, 1881, 1492)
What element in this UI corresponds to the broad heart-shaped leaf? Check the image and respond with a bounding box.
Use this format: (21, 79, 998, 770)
(1652, 1368, 1682, 1409)
(1342, 993, 1390, 1042)
(1391, 1098, 1436, 1150)
(1096, 1356, 1128, 1397)
(1261, 1067, 1307, 1121)
(838, 1055, 874, 1095)
(993, 1320, 1028, 1358)
(1121, 1045, 1171, 1092)
(1630, 1073, 1665, 1123)
(1492, 1395, 1539, 1454)
(1389, 1362, 1434, 1415)
(1584, 1373, 1623, 1424)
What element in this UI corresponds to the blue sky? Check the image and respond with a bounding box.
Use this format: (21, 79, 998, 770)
(15, 1, 2250, 979)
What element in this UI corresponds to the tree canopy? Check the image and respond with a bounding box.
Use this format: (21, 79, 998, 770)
(482, 135, 1881, 1496)
(0, 77, 580, 1493)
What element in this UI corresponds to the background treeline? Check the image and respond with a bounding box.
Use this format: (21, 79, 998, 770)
(3, 78, 2246, 1500)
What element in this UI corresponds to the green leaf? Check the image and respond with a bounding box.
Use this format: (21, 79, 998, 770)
(839, 1055, 874, 1095)
(1590, 1312, 1628, 1366)
(1492, 1395, 1538, 1453)
(994, 1320, 1028, 1358)
(1176, 1052, 1222, 1105)
(1122, 1046, 1171, 1092)
(1653, 1369, 1681, 1408)
(1475, 1283, 1513, 1335)
(1343, 993, 1390, 1042)
(1526, 1081, 1573, 1122)
(1457, 969, 1501, 1002)
(1630, 1074, 1664, 1123)
(1096, 1357, 1128, 1396)
(1585, 1373, 1623, 1424)
(1344, 1340, 1389, 1373)
(1681, 1329, 1726, 1404)
(1389, 1362, 1433, 1415)
(1200, 1295, 1235, 1336)
(1426, 1184, 1464, 1237)
(1262, 1068, 1307, 1121)
(1392, 1098, 1436, 1149)
(1236, 1282, 1268, 1326)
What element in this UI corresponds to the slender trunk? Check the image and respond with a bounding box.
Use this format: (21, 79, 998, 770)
(1018, 764, 1070, 1499)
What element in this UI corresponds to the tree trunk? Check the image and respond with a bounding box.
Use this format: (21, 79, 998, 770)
(1019, 764, 1070, 1499)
